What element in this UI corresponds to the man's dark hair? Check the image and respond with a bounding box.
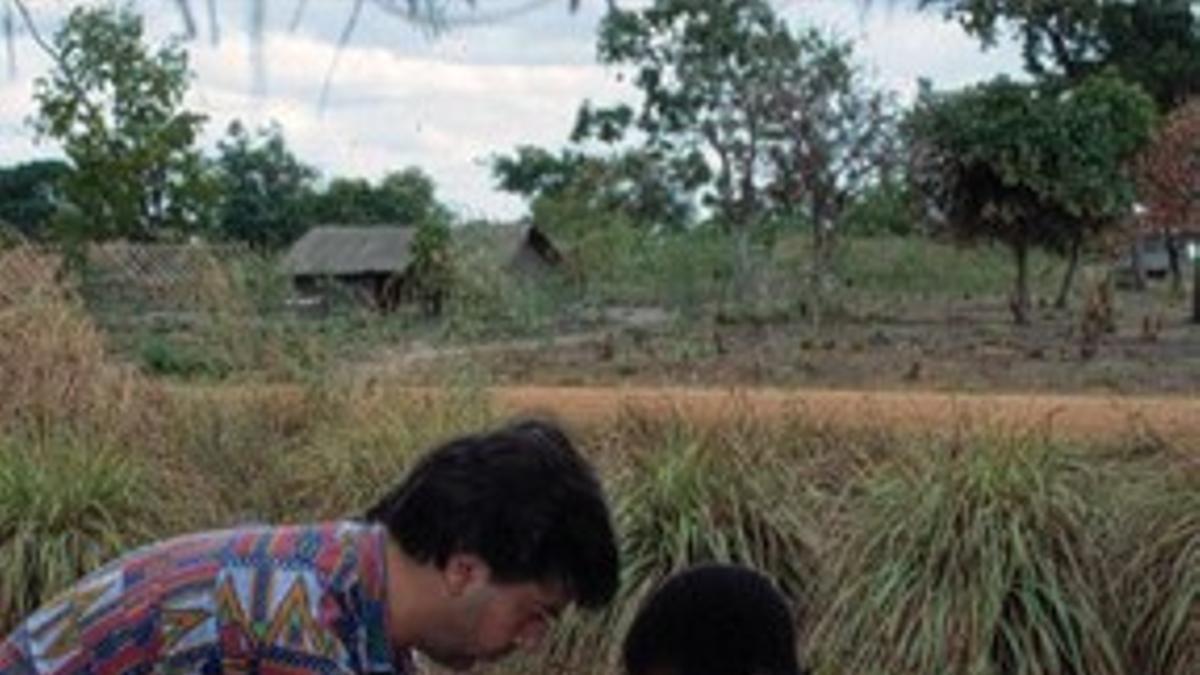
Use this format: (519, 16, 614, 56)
(622, 564, 802, 675)
(364, 419, 618, 608)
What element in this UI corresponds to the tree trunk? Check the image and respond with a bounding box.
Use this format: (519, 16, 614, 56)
(1055, 235, 1082, 309)
(809, 201, 833, 331)
(1011, 241, 1031, 325)
(1131, 236, 1148, 291)
(1166, 231, 1183, 296)
(734, 225, 754, 303)
(1193, 251, 1200, 324)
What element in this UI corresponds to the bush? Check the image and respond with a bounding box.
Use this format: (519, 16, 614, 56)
(1117, 464, 1200, 675)
(542, 411, 820, 674)
(138, 333, 232, 379)
(814, 437, 1121, 675)
(839, 181, 920, 237)
(0, 434, 163, 633)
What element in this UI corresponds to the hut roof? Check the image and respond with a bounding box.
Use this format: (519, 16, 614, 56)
(282, 226, 414, 276)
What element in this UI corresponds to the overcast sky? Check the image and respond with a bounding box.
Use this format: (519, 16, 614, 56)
(0, 0, 1022, 220)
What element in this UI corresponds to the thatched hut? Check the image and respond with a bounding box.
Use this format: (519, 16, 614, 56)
(281, 226, 415, 311)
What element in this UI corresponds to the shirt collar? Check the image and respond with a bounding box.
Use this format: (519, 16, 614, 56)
(357, 524, 415, 675)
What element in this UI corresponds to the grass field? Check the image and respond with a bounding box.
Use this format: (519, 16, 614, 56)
(1, 237, 1197, 674)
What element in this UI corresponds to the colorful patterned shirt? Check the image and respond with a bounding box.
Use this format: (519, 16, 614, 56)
(0, 521, 412, 675)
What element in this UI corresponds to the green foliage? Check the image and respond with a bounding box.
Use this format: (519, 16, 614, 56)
(213, 120, 317, 250)
(310, 177, 375, 223)
(611, 416, 818, 604)
(494, 146, 693, 231)
(136, 333, 231, 379)
(814, 437, 1122, 675)
(493, 145, 582, 198)
(32, 4, 214, 242)
(906, 74, 1156, 321)
(375, 168, 451, 226)
(0, 434, 160, 632)
(588, 0, 796, 225)
(0, 160, 71, 241)
(832, 235, 1065, 300)
(839, 181, 920, 237)
(908, 75, 1156, 244)
(921, 0, 1200, 111)
(440, 230, 575, 341)
(1116, 467, 1200, 675)
(583, 0, 894, 231)
(309, 168, 453, 228)
(409, 216, 453, 317)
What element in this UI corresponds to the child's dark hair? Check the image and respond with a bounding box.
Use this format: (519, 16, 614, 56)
(623, 564, 803, 675)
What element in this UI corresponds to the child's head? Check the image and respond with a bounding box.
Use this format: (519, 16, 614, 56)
(622, 564, 802, 675)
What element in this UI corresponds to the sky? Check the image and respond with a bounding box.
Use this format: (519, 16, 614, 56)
(0, 0, 1023, 220)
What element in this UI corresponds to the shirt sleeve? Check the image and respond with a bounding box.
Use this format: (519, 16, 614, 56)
(0, 634, 39, 675)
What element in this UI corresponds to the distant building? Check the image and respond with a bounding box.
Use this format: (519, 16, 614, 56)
(454, 222, 565, 277)
(281, 223, 567, 312)
(280, 226, 416, 311)
(1114, 230, 1200, 287)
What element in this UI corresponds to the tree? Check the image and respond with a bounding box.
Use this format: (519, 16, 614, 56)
(374, 168, 453, 227)
(920, 0, 1200, 111)
(916, 0, 1197, 305)
(493, 145, 588, 201)
(580, 0, 797, 231)
(32, 4, 214, 242)
(311, 177, 376, 224)
(579, 0, 896, 306)
(764, 28, 898, 322)
(309, 168, 451, 227)
(409, 216, 452, 317)
(1136, 98, 1200, 314)
(907, 75, 1156, 324)
(213, 120, 317, 250)
(493, 145, 693, 232)
(1097, 0, 1200, 111)
(0, 160, 71, 241)
(768, 29, 898, 229)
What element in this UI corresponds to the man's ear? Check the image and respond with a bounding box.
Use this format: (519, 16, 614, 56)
(443, 553, 490, 597)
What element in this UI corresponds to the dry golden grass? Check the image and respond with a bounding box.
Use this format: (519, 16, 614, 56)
(0, 246, 165, 446)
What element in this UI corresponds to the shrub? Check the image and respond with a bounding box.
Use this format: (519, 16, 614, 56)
(814, 437, 1121, 675)
(0, 434, 163, 633)
(1117, 463, 1200, 675)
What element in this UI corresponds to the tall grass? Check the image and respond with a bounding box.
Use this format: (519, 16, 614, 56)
(178, 251, 330, 381)
(814, 436, 1122, 675)
(610, 412, 820, 604)
(283, 376, 499, 519)
(537, 410, 822, 675)
(0, 246, 163, 445)
(0, 434, 163, 632)
(826, 236, 1067, 301)
(0, 247, 1195, 675)
(1116, 462, 1200, 675)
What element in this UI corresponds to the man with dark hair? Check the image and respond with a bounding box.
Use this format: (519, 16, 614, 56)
(622, 564, 805, 675)
(0, 419, 618, 675)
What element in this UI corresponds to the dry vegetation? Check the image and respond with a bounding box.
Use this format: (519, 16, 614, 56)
(0, 246, 1196, 675)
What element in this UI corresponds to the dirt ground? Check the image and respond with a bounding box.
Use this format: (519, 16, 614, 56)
(472, 385, 1200, 447)
(332, 285, 1200, 445)
(373, 293, 1200, 395)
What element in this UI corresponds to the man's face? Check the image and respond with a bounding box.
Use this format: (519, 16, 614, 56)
(421, 554, 569, 671)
